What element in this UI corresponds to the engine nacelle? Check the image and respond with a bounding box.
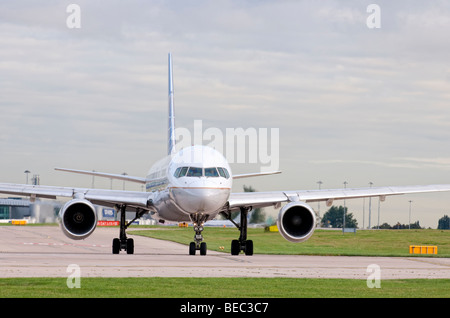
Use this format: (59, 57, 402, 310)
(277, 201, 317, 243)
(59, 199, 97, 240)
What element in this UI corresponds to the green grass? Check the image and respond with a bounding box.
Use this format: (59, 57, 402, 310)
(129, 227, 450, 257)
(0, 277, 448, 298)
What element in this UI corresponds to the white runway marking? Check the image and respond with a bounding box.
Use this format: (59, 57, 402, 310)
(21, 242, 108, 247)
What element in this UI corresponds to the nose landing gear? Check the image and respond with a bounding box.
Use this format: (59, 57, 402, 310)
(189, 213, 209, 255)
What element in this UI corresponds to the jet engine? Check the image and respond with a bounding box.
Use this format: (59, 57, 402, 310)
(59, 199, 97, 240)
(277, 201, 317, 243)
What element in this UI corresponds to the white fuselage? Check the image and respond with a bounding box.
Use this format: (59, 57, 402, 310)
(145, 145, 232, 222)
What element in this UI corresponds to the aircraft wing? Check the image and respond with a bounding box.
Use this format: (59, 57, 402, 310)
(227, 184, 450, 211)
(55, 168, 147, 184)
(0, 183, 153, 209)
(232, 171, 281, 179)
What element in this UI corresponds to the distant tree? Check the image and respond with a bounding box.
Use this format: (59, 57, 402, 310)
(321, 206, 358, 228)
(409, 221, 422, 229)
(377, 221, 422, 229)
(438, 215, 450, 230)
(243, 185, 265, 223)
(393, 222, 404, 229)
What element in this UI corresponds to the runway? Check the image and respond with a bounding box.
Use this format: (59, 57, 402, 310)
(0, 225, 449, 279)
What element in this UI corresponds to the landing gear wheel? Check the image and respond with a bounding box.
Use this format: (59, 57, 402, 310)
(112, 238, 120, 254)
(126, 238, 134, 255)
(230, 239, 253, 255)
(244, 240, 253, 256)
(189, 242, 208, 255)
(231, 240, 240, 255)
(112, 238, 134, 254)
(189, 242, 196, 255)
(200, 242, 207, 256)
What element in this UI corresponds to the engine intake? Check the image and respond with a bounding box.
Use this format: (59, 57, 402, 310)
(277, 201, 316, 243)
(59, 199, 97, 240)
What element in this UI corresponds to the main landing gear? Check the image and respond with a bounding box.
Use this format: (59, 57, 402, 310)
(223, 207, 254, 256)
(112, 205, 146, 254)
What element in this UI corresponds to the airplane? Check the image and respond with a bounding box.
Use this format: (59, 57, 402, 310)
(2, 53, 450, 256)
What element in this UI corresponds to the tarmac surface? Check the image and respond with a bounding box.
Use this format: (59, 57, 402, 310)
(0, 225, 449, 279)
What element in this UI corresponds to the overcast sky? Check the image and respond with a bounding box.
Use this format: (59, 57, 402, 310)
(1, 1, 450, 228)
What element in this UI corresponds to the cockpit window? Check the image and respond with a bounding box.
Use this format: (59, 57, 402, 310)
(186, 167, 203, 177)
(217, 167, 230, 179)
(179, 167, 188, 177)
(204, 167, 219, 177)
(174, 166, 188, 178)
(174, 166, 229, 178)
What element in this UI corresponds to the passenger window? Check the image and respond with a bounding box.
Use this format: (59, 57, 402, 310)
(205, 167, 219, 177)
(187, 167, 203, 177)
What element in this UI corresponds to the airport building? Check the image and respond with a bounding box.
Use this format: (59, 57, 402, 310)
(0, 198, 31, 220)
(0, 197, 155, 225)
(0, 198, 61, 223)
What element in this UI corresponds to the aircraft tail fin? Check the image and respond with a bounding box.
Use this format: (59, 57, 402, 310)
(168, 53, 176, 155)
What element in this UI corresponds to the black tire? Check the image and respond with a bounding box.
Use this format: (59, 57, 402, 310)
(126, 238, 134, 254)
(200, 242, 207, 256)
(189, 242, 196, 255)
(245, 240, 253, 256)
(112, 238, 120, 254)
(231, 239, 240, 255)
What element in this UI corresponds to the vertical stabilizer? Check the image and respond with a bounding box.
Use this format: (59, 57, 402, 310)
(168, 53, 176, 155)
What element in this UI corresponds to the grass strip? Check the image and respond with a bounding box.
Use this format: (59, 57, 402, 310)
(129, 227, 450, 257)
(0, 277, 449, 298)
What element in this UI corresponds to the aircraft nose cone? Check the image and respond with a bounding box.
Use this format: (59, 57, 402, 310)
(171, 186, 230, 214)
